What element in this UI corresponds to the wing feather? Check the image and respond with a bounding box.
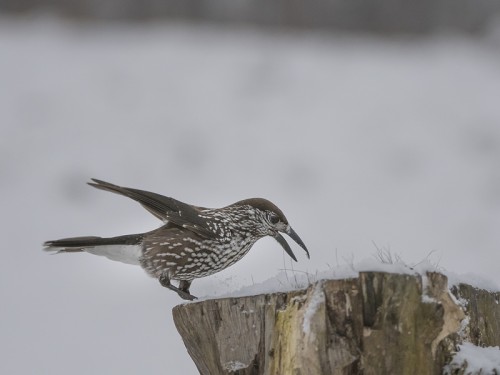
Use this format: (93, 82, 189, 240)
(88, 179, 215, 239)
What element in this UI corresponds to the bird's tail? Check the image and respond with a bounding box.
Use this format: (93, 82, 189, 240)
(43, 234, 144, 265)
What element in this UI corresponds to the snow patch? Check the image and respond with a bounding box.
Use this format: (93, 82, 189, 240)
(421, 294, 438, 304)
(302, 282, 325, 335)
(223, 361, 247, 371)
(196, 257, 422, 300)
(194, 257, 499, 301)
(446, 343, 500, 374)
(458, 316, 470, 338)
(420, 272, 437, 304)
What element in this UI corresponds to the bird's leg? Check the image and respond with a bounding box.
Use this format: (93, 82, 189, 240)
(178, 280, 197, 300)
(158, 275, 197, 301)
(179, 280, 192, 294)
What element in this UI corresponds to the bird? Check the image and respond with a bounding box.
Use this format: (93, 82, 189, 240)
(44, 178, 310, 300)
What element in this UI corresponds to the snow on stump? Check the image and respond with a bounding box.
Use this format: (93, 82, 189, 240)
(172, 272, 500, 375)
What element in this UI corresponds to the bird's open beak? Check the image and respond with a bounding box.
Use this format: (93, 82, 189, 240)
(273, 226, 310, 262)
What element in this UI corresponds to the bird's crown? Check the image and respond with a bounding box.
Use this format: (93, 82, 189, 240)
(231, 198, 288, 224)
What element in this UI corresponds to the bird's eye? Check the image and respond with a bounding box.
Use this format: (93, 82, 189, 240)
(269, 213, 280, 225)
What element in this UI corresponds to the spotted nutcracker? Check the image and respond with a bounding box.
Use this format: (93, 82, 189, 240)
(44, 179, 310, 300)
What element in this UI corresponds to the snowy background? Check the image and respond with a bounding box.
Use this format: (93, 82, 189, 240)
(1, 15, 500, 374)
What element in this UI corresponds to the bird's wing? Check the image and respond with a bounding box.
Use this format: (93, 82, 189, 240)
(88, 178, 216, 239)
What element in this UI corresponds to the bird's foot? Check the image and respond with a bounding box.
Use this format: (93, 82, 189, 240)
(159, 276, 197, 301)
(168, 283, 197, 300)
(176, 289, 198, 301)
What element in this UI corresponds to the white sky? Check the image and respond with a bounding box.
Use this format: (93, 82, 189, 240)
(1, 17, 500, 374)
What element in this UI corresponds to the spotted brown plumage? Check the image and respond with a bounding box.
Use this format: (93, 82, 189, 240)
(44, 179, 310, 300)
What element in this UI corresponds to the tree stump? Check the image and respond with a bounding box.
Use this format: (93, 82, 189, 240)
(172, 272, 500, 375)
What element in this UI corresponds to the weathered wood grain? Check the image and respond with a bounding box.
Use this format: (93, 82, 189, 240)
(172, 272, 500, 375)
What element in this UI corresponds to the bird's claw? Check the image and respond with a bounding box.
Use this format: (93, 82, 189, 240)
(159, 276, 197, 300)
(177, 290, 197, 301)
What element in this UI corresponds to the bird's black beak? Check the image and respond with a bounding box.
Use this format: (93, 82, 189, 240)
(286, 226, 310, 259)
(274, 233, 297, 262)
(273, 226, 310, 262)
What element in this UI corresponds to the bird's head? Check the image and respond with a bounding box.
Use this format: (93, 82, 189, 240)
(231, 198, 310, 262)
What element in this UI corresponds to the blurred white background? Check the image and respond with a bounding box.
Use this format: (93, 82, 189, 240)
(1, 6, 500, 374)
